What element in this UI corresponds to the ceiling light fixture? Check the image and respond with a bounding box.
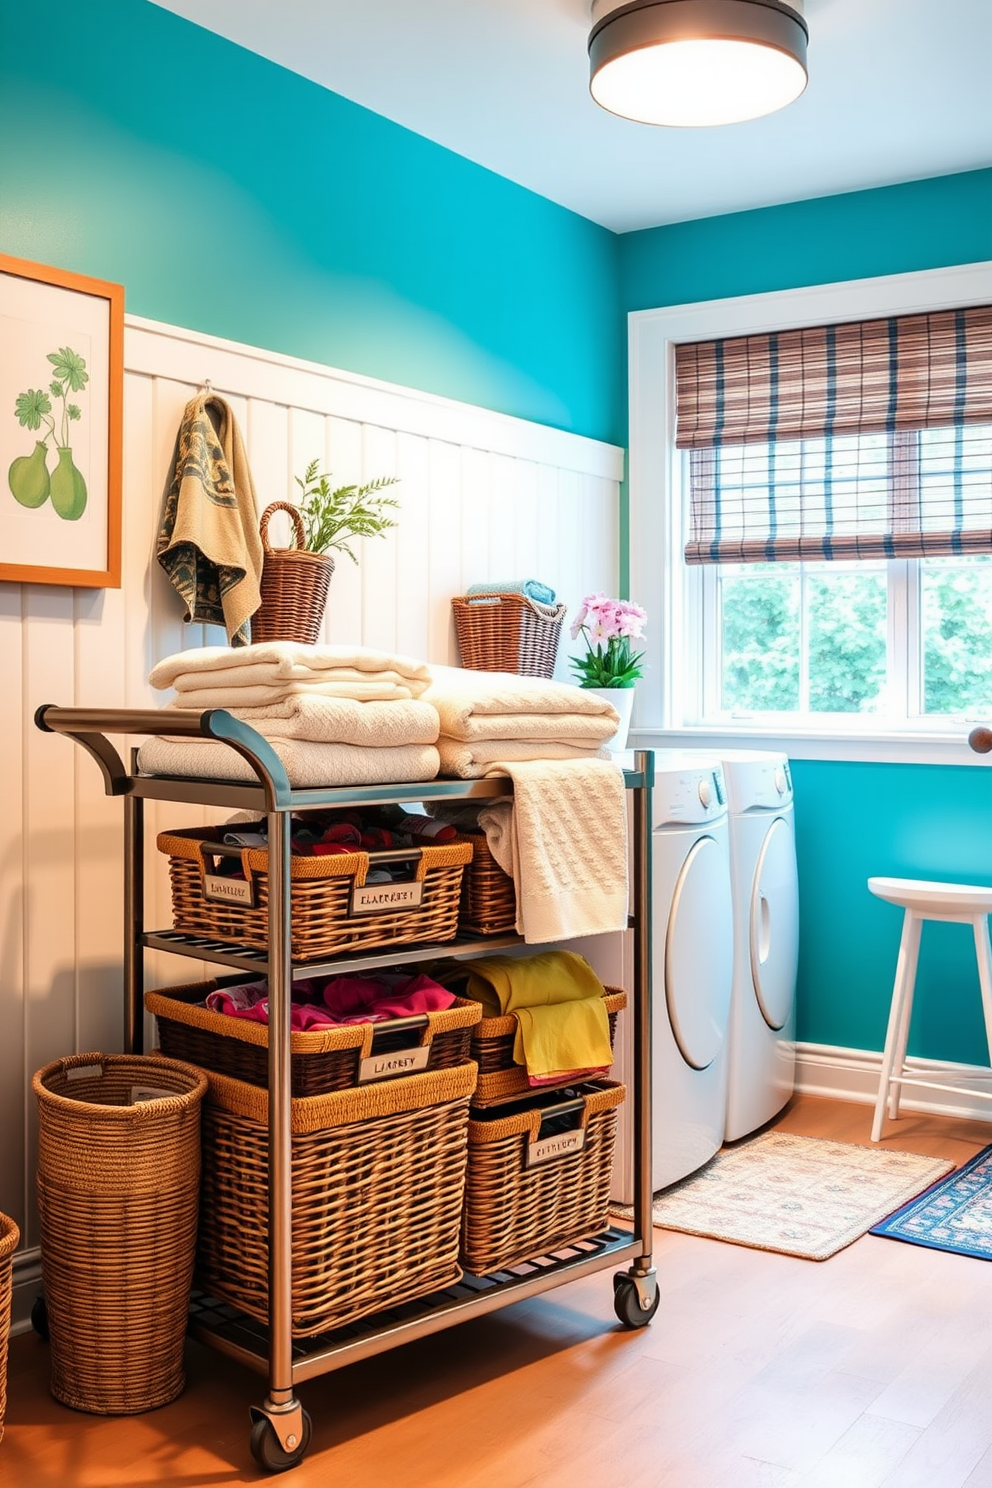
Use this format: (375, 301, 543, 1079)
(588, 0, 809, 128)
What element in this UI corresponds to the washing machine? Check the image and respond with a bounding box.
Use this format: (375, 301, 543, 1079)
(611, 752, 734, 1200)
(720, 750, 800, 1141)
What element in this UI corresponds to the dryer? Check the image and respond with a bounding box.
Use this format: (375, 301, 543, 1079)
(719, 750, 800, 1141)
(612, 752, 734, 1200)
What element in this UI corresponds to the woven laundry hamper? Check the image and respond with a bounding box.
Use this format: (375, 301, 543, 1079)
(0, 1212, 18, 1443)
(33, 1053, 207, 1414)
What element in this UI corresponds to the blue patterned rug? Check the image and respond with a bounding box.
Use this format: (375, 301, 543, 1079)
(871, 1143, 992, 1259)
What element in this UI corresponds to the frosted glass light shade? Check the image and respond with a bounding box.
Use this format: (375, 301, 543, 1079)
(589, 0, 809, 127)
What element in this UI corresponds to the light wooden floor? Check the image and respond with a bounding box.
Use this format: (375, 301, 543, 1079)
(6, 1094, 992, 1488)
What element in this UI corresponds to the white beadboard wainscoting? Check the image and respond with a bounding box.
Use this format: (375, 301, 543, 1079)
(0, 312, 623, 1312)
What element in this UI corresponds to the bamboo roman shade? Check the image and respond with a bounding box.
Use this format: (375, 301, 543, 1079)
(678, 305, 992, 565)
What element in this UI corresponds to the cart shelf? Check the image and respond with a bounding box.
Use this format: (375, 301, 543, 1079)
(189, 1227, 639, 1383)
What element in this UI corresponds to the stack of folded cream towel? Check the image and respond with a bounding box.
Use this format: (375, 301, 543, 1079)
(137, 641, 441, 788)
(422, 664, 620, 778)
(423, 666, 628, 944)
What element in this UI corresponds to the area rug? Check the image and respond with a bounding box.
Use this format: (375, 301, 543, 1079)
(614, 1132, 954, 1261)
(871, 1142, 992, 1259)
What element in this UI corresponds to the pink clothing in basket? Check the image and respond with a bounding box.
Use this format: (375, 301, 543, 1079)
(204, 972, 454, 1028)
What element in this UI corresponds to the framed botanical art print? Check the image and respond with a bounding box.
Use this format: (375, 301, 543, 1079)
(0, 253, 123, 587)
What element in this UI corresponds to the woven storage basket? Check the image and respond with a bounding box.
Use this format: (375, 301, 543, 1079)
(147, 978, 481, 1096)
(471, 988, 626, 1107)
(197, 1061, 477, 1336)
(157, 826, 474, 961)
(460, 1080, 625, 1275)
(251, 501, 334, 645)
(451, 592, 566, 678)
(458, 830, 516, 936)
(32, 1053, 207, 1414)
(0, 1212, 18, 1444)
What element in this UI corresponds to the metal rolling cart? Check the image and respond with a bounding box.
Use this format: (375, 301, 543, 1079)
(35, 705, 657, 1474)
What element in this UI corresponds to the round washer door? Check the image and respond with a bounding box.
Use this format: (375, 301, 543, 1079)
(749, 816, 800, 1031)
(664, 834, 734, 1070)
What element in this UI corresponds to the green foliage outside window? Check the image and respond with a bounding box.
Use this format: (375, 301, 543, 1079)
(923, 561, 992, 715)
(720, 559, 992, 717)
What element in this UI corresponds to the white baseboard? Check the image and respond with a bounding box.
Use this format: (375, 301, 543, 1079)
(796, 1041, 992, 1125)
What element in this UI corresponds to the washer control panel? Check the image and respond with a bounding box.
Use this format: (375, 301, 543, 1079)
(720, 751, 794, 813)
(652, 759, 728, 828)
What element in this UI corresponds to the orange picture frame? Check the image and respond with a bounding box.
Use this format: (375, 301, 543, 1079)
(0, 253, 123, 587)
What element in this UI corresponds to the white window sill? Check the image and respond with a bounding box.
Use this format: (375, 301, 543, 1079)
(630, 722, 991, 767)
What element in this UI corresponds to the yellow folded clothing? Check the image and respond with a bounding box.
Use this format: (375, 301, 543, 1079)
(465, 951, 613, 1078)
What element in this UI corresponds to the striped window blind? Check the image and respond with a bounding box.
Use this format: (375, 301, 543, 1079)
(677, 306, 992, 564)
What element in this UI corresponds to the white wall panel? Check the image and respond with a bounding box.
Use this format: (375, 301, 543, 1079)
(0, 311, 622, 1289)
(0, 583, 26, 1237)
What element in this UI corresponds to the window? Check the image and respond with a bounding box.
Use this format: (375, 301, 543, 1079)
(628, 264, 992, 759)
(691, 426, 992, 724)
(675, 303, 992, 734)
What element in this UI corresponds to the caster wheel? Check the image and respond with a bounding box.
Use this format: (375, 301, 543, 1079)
(31, 1295, 49, 1341)
(249, 1409, 312, 1473)
(613, 1273, 659, 1329)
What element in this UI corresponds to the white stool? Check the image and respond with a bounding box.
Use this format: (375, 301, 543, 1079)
(868, 876, 992, 1142)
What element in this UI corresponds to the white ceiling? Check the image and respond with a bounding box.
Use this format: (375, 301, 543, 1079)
(153, 0, 992, 234)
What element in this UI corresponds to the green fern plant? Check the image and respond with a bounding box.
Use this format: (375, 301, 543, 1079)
(295, 459, 399, 563)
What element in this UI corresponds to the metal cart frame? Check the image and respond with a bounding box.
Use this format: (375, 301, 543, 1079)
(36, 705, 656, 1471)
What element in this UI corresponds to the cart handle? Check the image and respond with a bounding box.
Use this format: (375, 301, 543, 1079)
(35, 705, 292, 807)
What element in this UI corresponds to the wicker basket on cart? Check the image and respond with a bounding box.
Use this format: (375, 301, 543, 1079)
(157, 826, 474, 961)
(458, 829, 517, 936)
(0, 1211, 18, 1443)
(197, 1061, 477, 1336)
(147, 978, 481, 1097)
(460, 1080, 625, 1275)
(451, 592, 566, 678)
(471, 987, 626, 1106)
(32, 1053, 207, 1414)
(251, 501, 334, 645)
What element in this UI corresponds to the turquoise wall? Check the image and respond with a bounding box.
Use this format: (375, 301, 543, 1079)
(619, 169, 992, 311)
(621, 174, 992, 1062)
(0, 0, 622, 445)
(792, 761, 992, 1063)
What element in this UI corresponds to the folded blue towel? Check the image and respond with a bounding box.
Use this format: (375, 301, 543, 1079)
(466, 579, 557, 605)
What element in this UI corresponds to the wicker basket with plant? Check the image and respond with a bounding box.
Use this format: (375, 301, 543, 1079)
(252, 461, 399, 644)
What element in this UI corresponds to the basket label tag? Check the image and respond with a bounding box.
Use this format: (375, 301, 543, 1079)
(351, 881, 423, 915)
(525, 1128, 586, 1169)
(130, 1085, 175, 1105)
(66, 1063, 103, 1081)
(204, 872, 255, 908)
(359, 1044, 431, 1082)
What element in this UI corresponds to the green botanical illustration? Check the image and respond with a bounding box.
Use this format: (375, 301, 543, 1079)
(8, 345, 89, 519)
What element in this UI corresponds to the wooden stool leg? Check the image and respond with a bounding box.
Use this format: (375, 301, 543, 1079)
(872, 909, 922, 1142)
(972, 914, 992, 1065)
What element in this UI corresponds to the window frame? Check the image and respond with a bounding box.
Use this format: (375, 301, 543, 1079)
(628, 259, 992, 765)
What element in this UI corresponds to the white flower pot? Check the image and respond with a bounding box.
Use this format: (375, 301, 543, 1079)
(585, 685, 635, 753)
